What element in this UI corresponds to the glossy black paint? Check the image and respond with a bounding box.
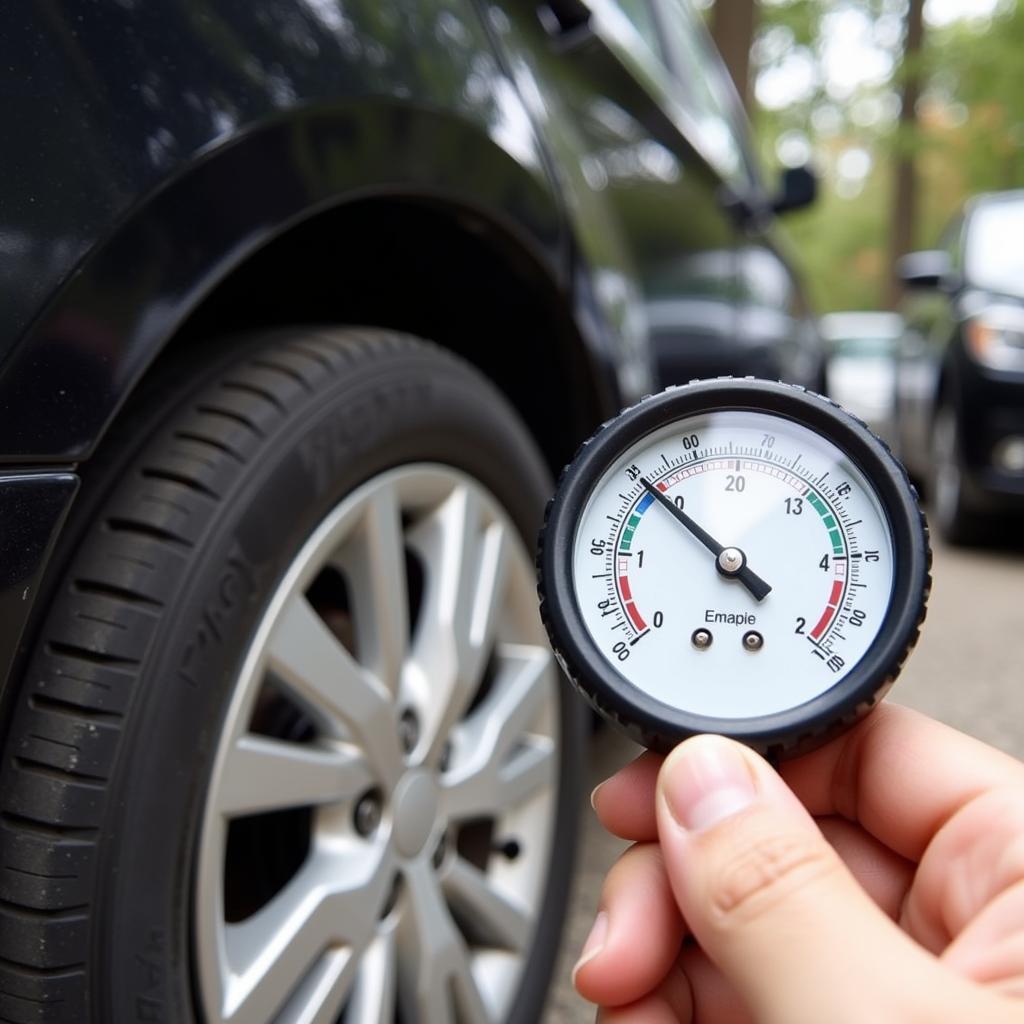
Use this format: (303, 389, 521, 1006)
(0, 0, 816, 699)
(0, 475, 79, 686)
(894, 193, 1024, 510)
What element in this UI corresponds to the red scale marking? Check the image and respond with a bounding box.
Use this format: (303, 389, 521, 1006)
(619, 576, 633, 601)
(811, 577, 846, 640)
(625, 601, 646, 631)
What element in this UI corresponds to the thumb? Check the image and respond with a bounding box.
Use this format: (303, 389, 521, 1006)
(655, 734, 932, 1024)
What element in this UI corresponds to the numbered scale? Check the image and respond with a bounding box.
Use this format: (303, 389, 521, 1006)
(538, 380, 931, 758)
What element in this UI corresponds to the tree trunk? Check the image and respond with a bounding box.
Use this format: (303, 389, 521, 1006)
(888, 0, 926, 307)
(711, 0, 758, 112)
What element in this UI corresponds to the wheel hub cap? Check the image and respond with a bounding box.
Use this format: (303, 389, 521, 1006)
(392, 770, 440, 858)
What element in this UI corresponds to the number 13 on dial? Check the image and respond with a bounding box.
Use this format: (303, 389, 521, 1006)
(538, 380, 930, 759)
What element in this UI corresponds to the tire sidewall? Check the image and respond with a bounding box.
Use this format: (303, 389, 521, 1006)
(95, 337, 580, 1022)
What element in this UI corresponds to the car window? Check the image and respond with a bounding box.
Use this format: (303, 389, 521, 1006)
(653, 0, 750, 185)
(966, 198, 1024, 298)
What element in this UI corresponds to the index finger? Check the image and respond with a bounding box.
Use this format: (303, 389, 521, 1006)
(593, 703, 1024, 861)
(783, 701, 1024, 861)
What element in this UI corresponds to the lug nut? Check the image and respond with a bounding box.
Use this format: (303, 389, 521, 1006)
(398, 708, 420, 754)
(353, 790, 382, 837)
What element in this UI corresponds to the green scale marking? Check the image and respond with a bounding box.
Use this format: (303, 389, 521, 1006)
(620, 513, 642, 551)
(804, 488, 845, 555)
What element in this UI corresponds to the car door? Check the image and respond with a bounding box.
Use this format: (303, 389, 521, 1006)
(486, 0, 746, 395)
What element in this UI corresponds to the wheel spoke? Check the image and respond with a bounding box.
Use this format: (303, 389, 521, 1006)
(267, 595, 401, 782)
(397, 859, 491, 1024)
(496, 737, 557, 808)
(216, 735, 373, 817)
(221, 850, 392, 1024)
(344, 930, 397, 1024)
(405, 485, 511, 756)
(341, 484, 409, 696)
(442, 644, 555, 820)
(276, 946, 359, 1024)
(443, 857, 531, 952)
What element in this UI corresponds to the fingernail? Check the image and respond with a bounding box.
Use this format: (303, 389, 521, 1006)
(589, 782, 604, 810)
(573, 910, 608, 979)
(661, 737, 756, 832)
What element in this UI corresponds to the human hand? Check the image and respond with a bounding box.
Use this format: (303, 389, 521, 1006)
(574, 703, 1024, 1023)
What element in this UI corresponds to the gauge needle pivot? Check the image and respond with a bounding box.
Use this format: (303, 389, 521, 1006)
(640, 477, 772, 602)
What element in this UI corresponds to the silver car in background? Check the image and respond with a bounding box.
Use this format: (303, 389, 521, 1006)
(821, 312, 903, 438)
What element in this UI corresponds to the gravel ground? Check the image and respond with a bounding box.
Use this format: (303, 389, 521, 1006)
(543, 531, 1024, 1021)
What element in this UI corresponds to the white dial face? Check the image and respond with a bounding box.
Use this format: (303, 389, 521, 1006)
(572, 410, 896, 718)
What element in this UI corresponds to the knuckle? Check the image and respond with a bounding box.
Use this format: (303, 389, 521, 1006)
(703, 826, 839, 927)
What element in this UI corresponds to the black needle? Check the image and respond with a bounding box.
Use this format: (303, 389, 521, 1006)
(640, 478, 772, 602)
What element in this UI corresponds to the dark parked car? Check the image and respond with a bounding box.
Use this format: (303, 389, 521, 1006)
(0, 2, 816, 1021)
(894, 190, 1024, 542)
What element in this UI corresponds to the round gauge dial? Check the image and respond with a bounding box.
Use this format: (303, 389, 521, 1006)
(538, 380, 930, 759)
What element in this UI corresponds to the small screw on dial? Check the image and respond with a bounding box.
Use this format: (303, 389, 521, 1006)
(742, 630, 764, 651)
(691, 628, 713, 650)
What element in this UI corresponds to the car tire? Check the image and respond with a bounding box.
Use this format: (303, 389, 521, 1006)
(0, 328, 582, 1023)
(930, 399, 983, 545)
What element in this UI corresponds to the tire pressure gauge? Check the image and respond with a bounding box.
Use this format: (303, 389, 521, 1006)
(538, 380, 931, 759)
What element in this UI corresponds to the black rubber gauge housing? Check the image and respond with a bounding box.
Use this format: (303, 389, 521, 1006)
(537, 380, 931, 760)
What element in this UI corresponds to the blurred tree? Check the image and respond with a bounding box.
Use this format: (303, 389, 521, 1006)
(710, 0, 758, 109)
(723, 0, 1024, 313)
(888, 0, 925, 305)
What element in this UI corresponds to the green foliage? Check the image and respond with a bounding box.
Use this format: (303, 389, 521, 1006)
(743, 0, 1024, 313)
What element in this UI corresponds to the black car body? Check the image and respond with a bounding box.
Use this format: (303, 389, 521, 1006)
(894, 190, 1024, 541)
(0, 2, 817, 1021)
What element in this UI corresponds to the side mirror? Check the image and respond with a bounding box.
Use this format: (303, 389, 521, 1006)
(896, 250, 961, 292)
(771, 165, 818, 216)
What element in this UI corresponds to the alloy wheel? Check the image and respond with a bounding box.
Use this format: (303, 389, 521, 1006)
(194, 464, 560, 1023)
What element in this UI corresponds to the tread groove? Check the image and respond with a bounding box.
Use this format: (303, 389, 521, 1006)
(173, 429, 245, 464)
(220, 379, 287, 412)
(44, 640, 139, 668)
(72, 612, 126, 631)
(251, 356, 315, 391)
(104, 517, 191, 548)
(27, 733, 78, 752)
(4, 865, 77, 881)
(0, 812, 98, 840)
(195, 403, 265, 438)
(72, 579, 162, 608)
(139, 467, 219, 499)
(12, 758, 107, 788)
(28, 694, 123, 722)
(288, 342, 334, 369)
(0, 896, 90, 921)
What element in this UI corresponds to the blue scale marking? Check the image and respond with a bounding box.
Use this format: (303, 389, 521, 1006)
(619, 491, 654, 551)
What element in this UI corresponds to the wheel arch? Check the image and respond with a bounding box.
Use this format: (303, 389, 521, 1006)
(0, 102, 611, 475)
